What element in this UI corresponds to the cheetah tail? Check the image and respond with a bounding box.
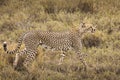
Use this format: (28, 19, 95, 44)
(3, 32, 27, 54)
(3, 42, 7, 51)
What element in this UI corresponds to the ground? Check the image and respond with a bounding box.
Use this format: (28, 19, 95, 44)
(0, 0, 120, 80)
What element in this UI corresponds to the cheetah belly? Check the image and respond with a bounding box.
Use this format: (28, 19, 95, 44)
(41, 38, 72, 51)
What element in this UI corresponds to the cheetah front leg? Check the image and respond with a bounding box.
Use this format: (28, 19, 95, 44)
(73, 39, 88, 71)
(77, 51, 88, 71)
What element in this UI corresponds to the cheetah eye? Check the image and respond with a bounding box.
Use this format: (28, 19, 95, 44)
(80, 23, 86, 28)
(82, 25, 86, 28)
(90, 26, 92, 28)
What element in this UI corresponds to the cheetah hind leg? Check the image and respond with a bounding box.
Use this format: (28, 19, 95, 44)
(23, 51, 37, 71)
(13, 49, 27, 70)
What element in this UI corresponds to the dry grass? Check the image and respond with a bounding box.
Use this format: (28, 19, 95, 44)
(1, 44, 120, 80)
(0, 0, 120, 80)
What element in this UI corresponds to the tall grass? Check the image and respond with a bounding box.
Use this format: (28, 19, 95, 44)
(0, 0, 120, 80)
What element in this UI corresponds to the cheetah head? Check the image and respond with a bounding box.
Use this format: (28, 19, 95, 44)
(78, 23, 96, 34)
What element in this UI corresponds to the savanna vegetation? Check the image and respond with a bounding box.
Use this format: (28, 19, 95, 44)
(0, 0, 120, 80)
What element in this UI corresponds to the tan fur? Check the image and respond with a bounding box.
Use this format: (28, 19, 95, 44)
(3, 23, 96, 70)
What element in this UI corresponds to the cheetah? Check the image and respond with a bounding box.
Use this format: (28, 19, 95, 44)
(3, 23, 96, 70)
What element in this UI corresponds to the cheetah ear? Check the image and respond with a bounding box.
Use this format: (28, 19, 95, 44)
(94, 25, 97, 28)
(79, 22, 85, 28)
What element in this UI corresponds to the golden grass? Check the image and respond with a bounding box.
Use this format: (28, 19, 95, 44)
(0, 0, 120, 80)
(1, 44, 120, 80)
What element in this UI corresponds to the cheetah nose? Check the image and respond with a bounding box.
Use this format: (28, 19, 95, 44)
(92, 28, 96, 32)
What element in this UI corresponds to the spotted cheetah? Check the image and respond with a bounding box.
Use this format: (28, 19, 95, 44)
(3, 23, 96, 70)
